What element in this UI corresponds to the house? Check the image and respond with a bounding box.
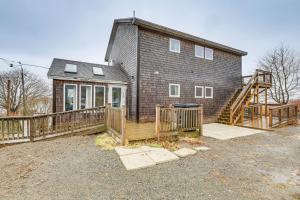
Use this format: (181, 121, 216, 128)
(48, 17, 247, 123)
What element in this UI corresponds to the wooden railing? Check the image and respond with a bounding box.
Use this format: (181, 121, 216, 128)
(243, 104, 263, 122)
(106, 104, 126, 145)
(0, 107, 106, 144)
(155, 105, 203, 140)
(230, 69, 272, 124)
(269, 104, 298, 128)
(242, 69, 272, 86)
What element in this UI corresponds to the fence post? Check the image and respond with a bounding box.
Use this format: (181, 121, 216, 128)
(199, 104, 203, 136)
(279, 108, 282, 125)
(106, 103, 111, 130)
(155, 104, 161, 141)
(295, 105, 298, 124)
(29, 117, 34, 142)
(121, 105, 127, 145)
(269, 109, 273, 128)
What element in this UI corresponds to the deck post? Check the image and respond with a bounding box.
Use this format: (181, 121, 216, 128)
(269, 109, 273, 128)
(29, 118, 34, 142)
(296, 105, 299, 124)
(106, 104, 111, 130)
(121, 105, 127, 145)
(251, 106, 254, 121)
(229, 109, 233, 125)
(199, 104, 203, 136)
(155, 104, 161, 141)
(265, 87, 268, 116)
(240, 104, 244, 124)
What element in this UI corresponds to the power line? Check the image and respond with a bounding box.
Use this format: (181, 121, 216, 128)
(0, 57, 50, 69)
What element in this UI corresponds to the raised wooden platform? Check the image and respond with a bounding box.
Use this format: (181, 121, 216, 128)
(237, 116, 273, 130)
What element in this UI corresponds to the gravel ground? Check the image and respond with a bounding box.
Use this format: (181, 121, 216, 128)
(0, 125, 299, 200)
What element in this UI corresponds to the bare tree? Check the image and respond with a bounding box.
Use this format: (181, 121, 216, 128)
(0, 69, 50, 115)
(258, 45, 300, 104)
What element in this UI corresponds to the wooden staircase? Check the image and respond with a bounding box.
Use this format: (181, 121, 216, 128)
(217, 89, 242, 124)
(217, 69, 272, 125)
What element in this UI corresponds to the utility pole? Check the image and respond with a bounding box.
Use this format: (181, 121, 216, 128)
(19, 62, 26, 116)
(10, 62, 26, 115)
(7, 79, 11, 116)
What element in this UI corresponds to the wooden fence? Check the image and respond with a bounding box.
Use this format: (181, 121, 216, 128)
(269, 104, 298, 128)
(0, 107, 106, 144)
(106, 104, 126, 145)
(155, 105, 203, 140)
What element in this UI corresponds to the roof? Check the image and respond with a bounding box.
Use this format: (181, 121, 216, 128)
(105, 18, 247, 61)
(47, 58, 128, 84)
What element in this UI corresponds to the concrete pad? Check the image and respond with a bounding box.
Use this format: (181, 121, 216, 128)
(194, 146, 211, 151)
(203, 123, 266, 140)
(115, 147, 147, 156)
(120, 153, 156, 170)
(173, 148, 197, 157)
(146, 148, 179, 164)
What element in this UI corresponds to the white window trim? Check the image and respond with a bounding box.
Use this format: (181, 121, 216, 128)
(205, 86, 213, 99)
(195, 45, 204, 58)
(110, 85, 124, 108)
(79, 85, 92, 109)
(169, 83, 180, 97)
(205, 47, 214, 60)
(195, 86, 204, 98)
(94, 85, 106, 107)
(169, 38, 180, 53)
(63, 83, 78, 111)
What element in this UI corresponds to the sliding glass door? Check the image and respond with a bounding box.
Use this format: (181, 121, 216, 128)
(80, 85, 92, 109)
(64, 84, 77, 111)
(94, 86, 105, 107)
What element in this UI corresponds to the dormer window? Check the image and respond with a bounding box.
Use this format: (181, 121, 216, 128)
(93, 67, 104, 76)
(64, 64, 77, 73)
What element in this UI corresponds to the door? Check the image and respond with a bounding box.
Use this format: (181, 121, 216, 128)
(108, 85, 126, 108)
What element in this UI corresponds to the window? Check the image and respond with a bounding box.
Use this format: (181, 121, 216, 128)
(93, 67, 104, 76)
(205, 48, 214, 60)
(205, 87, 213, 98)
(64, 84, 77, 111)
(64, 64, 77, 73)
(80, 85, 92, 109)
(169, 38, 180, 53)
(169, 84, 180, 97)
(195, 86, 204, 98)
(195, 45, 204, 58)
(94, 86, 105, 107)
(108, 59, 114, 66)
(112, 87, 122, 107)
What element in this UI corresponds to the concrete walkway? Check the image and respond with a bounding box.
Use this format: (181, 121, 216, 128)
(203, 123, 266, 140)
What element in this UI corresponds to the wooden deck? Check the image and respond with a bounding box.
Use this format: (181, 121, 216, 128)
(238, 116, 274, 130)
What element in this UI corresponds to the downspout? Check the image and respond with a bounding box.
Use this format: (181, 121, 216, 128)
(136, 24, 140, 123)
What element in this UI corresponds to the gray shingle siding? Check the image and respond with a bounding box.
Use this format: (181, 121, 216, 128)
(108, 24, 138, 120)
(138, 28, 242, 122)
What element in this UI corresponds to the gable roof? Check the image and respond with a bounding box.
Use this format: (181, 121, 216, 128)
(105, 17, 247, 61)
(47, 58, 128, 84)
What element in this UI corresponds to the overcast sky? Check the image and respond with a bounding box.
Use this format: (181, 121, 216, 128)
(0, 0, 299, 82)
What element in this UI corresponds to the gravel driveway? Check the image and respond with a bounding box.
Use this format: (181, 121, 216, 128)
(0, 125, 299, 200)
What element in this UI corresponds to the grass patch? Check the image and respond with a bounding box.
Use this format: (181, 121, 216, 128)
(95, 133, 116, 150)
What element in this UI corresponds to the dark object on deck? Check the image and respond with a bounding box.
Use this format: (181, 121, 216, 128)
(173, 103, 200, 108)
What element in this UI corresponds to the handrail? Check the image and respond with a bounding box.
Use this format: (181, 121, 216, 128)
(0, 106, 106, 120)
(269, 104, 296, 110)
(231, 71, 258, 114)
